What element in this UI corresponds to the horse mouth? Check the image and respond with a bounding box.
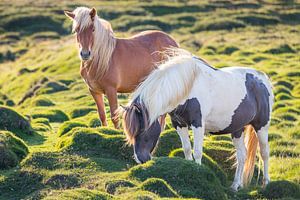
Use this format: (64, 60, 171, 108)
(81, 56, 90, 61)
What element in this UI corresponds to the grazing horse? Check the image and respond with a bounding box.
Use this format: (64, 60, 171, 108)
(64, 7, 178, 128)
(121, 49, 273, 191)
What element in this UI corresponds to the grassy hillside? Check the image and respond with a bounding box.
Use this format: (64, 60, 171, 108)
(0, 0, 300, 199)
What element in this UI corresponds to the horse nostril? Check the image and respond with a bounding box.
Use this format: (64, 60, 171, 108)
(80, 51, 83, 56)
(88, 51, 91, 56)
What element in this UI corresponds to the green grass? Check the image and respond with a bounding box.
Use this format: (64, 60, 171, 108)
(0, 0, 299, 199)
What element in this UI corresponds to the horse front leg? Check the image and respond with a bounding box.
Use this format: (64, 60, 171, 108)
(176, 126, 193, 160)
(106, 88, 119, 128)
(192, 125, 205, 165)
(90, 90, 107, 126)
(158, 114, 166, 132)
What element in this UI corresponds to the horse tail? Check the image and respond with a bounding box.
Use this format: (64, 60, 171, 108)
(243, 125, 259, 186)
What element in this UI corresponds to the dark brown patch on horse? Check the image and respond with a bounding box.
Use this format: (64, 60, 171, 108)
(169, 97, 202, 128)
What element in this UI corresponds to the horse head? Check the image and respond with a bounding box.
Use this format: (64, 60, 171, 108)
(120, 98, 161, 163)
(65, 7, 97, 61)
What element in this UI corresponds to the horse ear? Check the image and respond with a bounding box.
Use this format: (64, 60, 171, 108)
(133, 104, 142, 113)
(90, 7, 97, 20)
(64, 10, 75, 19)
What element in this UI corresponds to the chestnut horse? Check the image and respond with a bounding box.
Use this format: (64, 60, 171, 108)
(64, 7, 178, 128)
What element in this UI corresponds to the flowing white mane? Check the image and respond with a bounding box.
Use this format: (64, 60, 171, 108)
(73, 7, 116, 79)
(132, 49, 201, 125)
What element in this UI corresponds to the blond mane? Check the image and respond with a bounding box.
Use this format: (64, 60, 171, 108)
(73, 7, 116, 79)
(131, 48, 201, 125)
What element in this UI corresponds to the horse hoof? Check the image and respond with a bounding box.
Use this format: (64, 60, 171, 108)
(230, 183, 242, 192)
(195, 159, 202, 165)
(262, 178, 270, 188)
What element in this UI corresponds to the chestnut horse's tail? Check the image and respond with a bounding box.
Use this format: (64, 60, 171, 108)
(243, 125, 259, 186)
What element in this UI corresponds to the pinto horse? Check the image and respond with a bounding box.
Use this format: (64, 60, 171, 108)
(64, 7, 178, 128)
(121, 49, 273, 191)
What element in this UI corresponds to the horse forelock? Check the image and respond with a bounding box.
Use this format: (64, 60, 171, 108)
(72, 7, 94, 33)
(123, 99, 149, 145)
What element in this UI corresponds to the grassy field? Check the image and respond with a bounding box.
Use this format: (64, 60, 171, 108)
(0, 0, 300, 199)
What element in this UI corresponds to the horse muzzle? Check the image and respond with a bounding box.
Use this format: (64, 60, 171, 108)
(80, 50, 91, 60)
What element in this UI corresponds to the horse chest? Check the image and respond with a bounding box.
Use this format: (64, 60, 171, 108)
(80, 68, 103, 92)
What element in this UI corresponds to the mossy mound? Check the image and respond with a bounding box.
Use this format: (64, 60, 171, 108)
(0, 92, 15, 106)
(32, 118, 51, 132)
(169, 148, 227, 185)
(89, 117, 101, 127)
(154, 129, 182, 157)
(57, 121, 88, 137)
(105, 179, 135, 194)
(31, 109, 69, 122)
(193, 18, 245, 32)
(57, 128, 133, 160)
(0, 170, 44, 199)
(69, 107, 96, 118)
(129, 157, 227, 200)
(262, 180, 300, 199)
(274, 85, 292, 96)
(98, 127, 123, 135)
(276, 80, 294, 90)
(119, 190, 159, 200)
(264, 44, 296, 54)
(0, 106, 32, 135)
(22, 152, 95, 170)
(31, 96, 55, 106)
(43, 189, 113, 200)
(275, 93, 293, 101)
(45, 173, 81, 189)
(0, 131, 29, 169)
(209, 135, 232, 142)
(203, 140, 235, 177)
(236, 15, 279, 26)
(139, 178, 179, 198)
(218, 45, 239, 55)
(37, 81, 68, 94)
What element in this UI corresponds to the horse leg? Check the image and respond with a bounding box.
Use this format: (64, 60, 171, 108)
(192, 126, 204, 165)
(158, 114, 166, 132)
(176, 127, 193, 160)
(256, 124, 270, 187)
(106, 88, 119, 128)
(231, 131, 246, 191)
(90, 90, 107, 126)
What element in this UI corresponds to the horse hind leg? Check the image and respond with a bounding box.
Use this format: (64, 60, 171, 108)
(176, 127, 193, 160)
(231, 130, 246, 191)
(255, 124, 270, 186)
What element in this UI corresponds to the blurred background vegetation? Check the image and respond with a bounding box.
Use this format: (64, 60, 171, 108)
(0, 0, 299, 199)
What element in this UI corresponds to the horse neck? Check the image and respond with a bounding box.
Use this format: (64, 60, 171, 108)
(88, 18, 117, 79)
(133, 55, 200, 124)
